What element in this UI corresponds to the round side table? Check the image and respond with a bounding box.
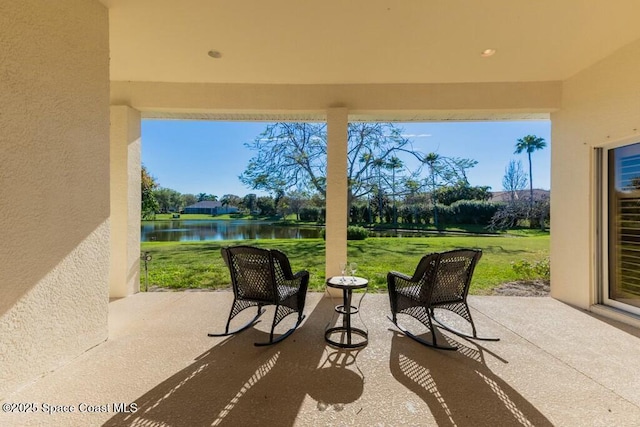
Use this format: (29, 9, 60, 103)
(325, 276, 368, 349)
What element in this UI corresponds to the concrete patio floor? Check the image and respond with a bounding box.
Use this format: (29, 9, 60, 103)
(2, 292, 640, 426)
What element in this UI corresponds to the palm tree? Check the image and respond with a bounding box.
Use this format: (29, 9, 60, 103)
(403, 178, 421, 225)
(372, 158, 386, 223)
(514, 135, 547, 212)
(386, 156, 403, 226)
(424, 153, 440, 228)
(359, 153, 374, 223)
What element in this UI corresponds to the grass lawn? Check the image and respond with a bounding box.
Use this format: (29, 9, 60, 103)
(140, 234, 549, 294)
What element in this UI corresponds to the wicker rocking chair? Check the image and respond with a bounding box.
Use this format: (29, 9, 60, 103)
(208, 245, 309, 346)
(387, 249, 499, 350)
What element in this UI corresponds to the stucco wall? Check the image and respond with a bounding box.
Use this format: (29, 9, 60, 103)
(551, 38, 640, 308)
(325, 108, 348, 289)
(0, 0, 110, 396)
(110, 106, 141, 297)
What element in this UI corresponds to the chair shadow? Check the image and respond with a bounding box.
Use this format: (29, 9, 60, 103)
(389, 331, 554, 427)
(103, 297, 364, 427)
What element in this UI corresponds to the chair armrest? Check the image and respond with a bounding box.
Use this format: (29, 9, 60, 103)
(387, 270, 415, 295)
(278, 270, 309, 310)
(293, 270, 309, 281)
(295, 270, 310, 295)
(388, 271, 412, 282)
(281, 270, 309, 290)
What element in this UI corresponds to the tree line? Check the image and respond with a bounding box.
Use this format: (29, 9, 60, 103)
(141, 168, 284, 219)
(142, 123, 548, 229)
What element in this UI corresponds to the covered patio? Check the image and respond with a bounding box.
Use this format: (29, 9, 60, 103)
(3, 1, 640, 424)
(3, 293, 639, 426)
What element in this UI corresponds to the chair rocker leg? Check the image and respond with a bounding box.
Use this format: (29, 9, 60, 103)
(254, 313, 306, 347)
(431, 316, 499, 342)
(387, 315, 457, 351)
(208, 306, 265, 338)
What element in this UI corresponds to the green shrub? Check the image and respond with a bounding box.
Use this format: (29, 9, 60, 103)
(451, 200, 502, 225)
(434, 204, 454, 225)
(347, 225, 369, 240)
(320, 225, 369, 240)
(299, 207, 321, 222)
(511, 257, 550, 280)
(435, 200, 501, 226)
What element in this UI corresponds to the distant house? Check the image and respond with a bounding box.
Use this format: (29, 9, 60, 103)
(182, 201, 239, 215)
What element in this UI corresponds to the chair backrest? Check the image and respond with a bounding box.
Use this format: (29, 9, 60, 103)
(419, 249, 482, 304)
(222, 245, 277, 303)
(221, 245, 296, 303)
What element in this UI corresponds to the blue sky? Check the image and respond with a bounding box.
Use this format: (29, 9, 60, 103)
(141, 120, 551, 197)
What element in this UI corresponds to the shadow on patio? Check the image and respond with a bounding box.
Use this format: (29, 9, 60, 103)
(103, 297, 367, 426)
(389, 331, 552, 426)
(2, 293, 640, 426)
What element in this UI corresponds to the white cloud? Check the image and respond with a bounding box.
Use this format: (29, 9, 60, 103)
(401, 133, 432, 138)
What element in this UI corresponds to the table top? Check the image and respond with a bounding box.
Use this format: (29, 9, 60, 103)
(326, 276, 368, 289)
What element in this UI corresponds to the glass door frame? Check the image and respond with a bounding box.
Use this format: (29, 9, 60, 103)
(598, 135, 640, 316)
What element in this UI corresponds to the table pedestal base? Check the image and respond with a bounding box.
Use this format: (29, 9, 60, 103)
(325, 326, 368, 349)
(324, 276, 369, 349)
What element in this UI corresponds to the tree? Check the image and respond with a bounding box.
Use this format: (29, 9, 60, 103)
(402, 178, 423, 224)
(154, 187, 183, 213)
(369, 189, 389, 224)
(282, 190, 308, 221)
(141, 164, 159, 220)
(359, 153, 374, 223)
(181, 193, 198, 208)
(256, 196, 276, 216)
(422, 152, 478, 188)
(420, 152, 479, 227)
(242, 193, 257, 213)
(241, 123, 479, 226)
(385, 156, 403, 225)
(220, 194, 242, 209)
(240, 123, 423, 207)
(433, 182, 491, 205)
(489, 197, 549, 231)
(371, 157, 387, 223)
(514, 135, 546, 212)
(240, 123, 327, 196)
(424, 153, 440, 227)
(502, 159, 528, 201)
(197, 193, 217, 202)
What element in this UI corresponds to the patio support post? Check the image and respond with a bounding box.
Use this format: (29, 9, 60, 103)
(325, 107, 349, 295)
(110, 105, 142, 297)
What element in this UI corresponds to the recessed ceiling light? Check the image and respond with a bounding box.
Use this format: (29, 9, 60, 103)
(208, 50, 222, 59)
(481, 49, 496, 58)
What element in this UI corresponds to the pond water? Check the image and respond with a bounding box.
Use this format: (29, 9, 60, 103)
(141, 220, 323, 242)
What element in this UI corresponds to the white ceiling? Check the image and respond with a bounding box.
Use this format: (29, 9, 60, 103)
(104, 0, 640, 85)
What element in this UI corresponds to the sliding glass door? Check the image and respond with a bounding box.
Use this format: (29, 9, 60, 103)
(607, 142, 640, 312)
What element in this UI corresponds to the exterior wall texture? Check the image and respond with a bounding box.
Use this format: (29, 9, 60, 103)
(110, 106, 141, 297)
(325, 108, 349, 287)
(551, 38, 640, 309)
(0, 0, 110, 396)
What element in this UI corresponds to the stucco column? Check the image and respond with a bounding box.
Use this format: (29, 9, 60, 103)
(325, 108, 349, 288)
(110, 105, 142, 297)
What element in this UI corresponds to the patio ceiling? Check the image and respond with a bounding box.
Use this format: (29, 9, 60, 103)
(103, 0, 640, 85)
